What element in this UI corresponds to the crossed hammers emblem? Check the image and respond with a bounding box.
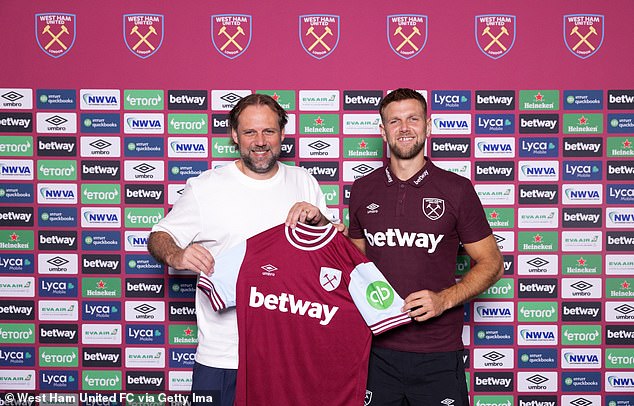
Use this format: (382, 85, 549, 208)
(218, 26, 245, 51)
(305, 26, 333, 51)
(130, 25, 157, 51)
(42, 24, 69, 50)
(482, 26, 509, 51)
(393, 26, 421, 51)
(570, 26, 597, 51)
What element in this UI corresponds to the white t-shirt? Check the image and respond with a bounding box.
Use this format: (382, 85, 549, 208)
(152, 161, 336, 369)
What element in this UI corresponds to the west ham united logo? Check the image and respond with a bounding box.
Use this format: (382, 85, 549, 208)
(320, 267, 342, 292)
(387, 14, 428, 59)
(564, 14, 604, 59)
(35, 13, 76, 58)
(211, 14, 252, 59)
(299, 14, 340, 59)
(422, 198, 445, 221)
(123, 14, 164, 59)
(475, 14, 516, 59)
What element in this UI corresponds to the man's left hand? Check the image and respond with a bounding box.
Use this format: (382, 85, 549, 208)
(285, 202, 327, 227)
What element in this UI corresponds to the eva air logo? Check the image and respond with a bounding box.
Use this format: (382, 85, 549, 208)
(366, 281, 395, 310)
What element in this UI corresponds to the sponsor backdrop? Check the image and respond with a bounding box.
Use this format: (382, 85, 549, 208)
(1, 0, 633, 404)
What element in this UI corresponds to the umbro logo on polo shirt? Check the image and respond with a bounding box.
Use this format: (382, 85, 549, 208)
(366, 203, 379, 214)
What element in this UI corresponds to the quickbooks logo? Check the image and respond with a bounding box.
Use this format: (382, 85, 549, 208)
(366, 281, 394, 310)
(168, 114, 208, 134)
(343, 138, 383, 158)
(0, 323, 35, 343)
(0, 136, 33, 156)
(82, 370, 122, 390)
(125, 208, 164, 229)
(518, 302, 558, 322)
(81, 184, 120, 204)
(39, 347, 78, 367)
(300, 114, 339, 134)
(124, 90, 163, 110)
(38, 160, 77, 181)
(561, 325, 601, 345)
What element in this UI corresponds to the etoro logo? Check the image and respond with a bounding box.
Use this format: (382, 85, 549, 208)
(366, 281, 395, 310)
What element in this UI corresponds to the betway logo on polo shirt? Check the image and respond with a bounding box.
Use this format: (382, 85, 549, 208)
(431, 114, 471, 134)
(80, 89, 120, 110)
(249, 286, 338, 325)
(364, 229, 444, 253)
(124, 114, 164, 134)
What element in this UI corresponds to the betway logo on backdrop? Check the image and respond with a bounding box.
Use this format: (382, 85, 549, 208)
(429, 137, 470, 158)
(475, 161, 514, 181)
(563, 137, 603, 157)
(608, 90, 634, 109)
(562, 208, 602, 228)
(80, 89, 120, 110)
(168, 90, 208, 110)
(299, 161, 339, 181)
(561, 302, 601, 322)
(607, 160, 634, 181)
(37, 136, 76, 157)
(0, 112, 33, 133)
(343, 90, 382, 110)
(519, 114, 559, 134)
(0, 88, 33, 109)
(475, 90, 515, 110)
(431, 114, 471, 134)
(518, 184, 558, 205)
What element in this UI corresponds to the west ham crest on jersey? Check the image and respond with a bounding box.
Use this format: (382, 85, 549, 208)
(123, 14, 164, 59)
(387, 14, 428, 60)
(422, 198, 445, 220)
(299, 14, 340, 59)
(475, 14, 516, 59)
(211, 14, 252, 59)
(364, 390, 373, 405)
(564, 14, 604, 59)
(320, 267, 342, 292)
(35, 13, 76, 58)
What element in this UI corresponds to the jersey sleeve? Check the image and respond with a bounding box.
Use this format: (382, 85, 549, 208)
(348, 262, 412, 335)
(197, 240, 247, 311)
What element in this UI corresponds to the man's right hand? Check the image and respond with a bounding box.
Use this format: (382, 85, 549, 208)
(166, 243, 215, 275)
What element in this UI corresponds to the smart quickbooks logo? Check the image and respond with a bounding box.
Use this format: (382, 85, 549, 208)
(564, 90, 603, 110)
(343, 90, 382, 110)
(37, 89, 76, 109)
(125, 137, 164, 157)
(0, 184, 33, 204)
(81, 113, 120, 133)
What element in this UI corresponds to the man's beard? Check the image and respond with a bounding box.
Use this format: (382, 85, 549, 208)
(240, 146, 280, 174)
(388, 138, 425, 160)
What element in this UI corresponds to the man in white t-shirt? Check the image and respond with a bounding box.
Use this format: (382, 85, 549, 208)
(148, 93, 338, 406)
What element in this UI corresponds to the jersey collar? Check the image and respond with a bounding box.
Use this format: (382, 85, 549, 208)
(384, 158, 434, 188)
(285, 222, 337, 251)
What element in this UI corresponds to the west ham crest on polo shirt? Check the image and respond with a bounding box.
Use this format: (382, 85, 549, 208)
(422, 198, 445, 220)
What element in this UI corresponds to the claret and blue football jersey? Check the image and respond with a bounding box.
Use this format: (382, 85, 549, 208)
(198, 222, 411, 405)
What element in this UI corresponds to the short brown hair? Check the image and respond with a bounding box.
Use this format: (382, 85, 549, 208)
(228, 93, 288, 132)
(378, 88, 428, 122)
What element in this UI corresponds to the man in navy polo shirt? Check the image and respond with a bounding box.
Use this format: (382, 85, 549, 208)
(349, 88, 504, 406)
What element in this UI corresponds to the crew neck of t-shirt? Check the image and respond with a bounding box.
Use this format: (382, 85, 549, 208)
(230, 160, 284, 187)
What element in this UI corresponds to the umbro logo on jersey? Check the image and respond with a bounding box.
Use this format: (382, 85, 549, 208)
(366, 203, 379, 214)
(261, 264, 278, 276)
(422, 198, 445, 220)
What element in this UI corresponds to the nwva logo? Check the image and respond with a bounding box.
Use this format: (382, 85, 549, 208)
(127, 118, 161, 128)
(607, 376, 634, 388)
(564, 353, 599, 364)
(523, 167, 556, 175)
(41, 189, 75, 199)
(566, 190, 600, 199)
(1, 165, 31, 175)
(478, 143, 512, 152)
(435, 119, 469, 129)
(84, 95, 117, 105)
(170, 142, 205, 152)
(521, 330, 555, 340)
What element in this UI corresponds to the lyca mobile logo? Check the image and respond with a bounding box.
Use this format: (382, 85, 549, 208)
(475, 114, 514, 134)
(563, 161, 602, 180)
(519, 137, 558, 157)
(431, 91, 470, 110)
